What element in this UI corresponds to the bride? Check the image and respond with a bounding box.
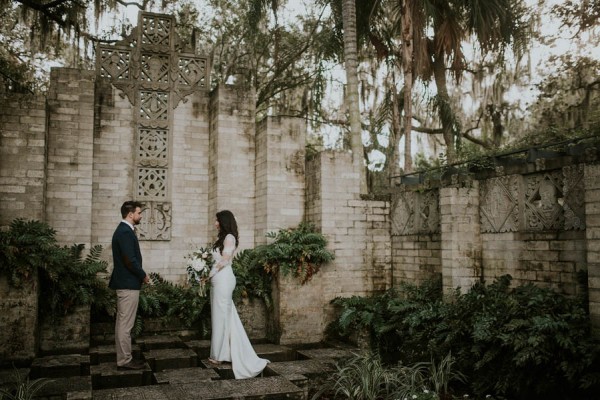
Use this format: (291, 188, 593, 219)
(206, 210, 269, 379)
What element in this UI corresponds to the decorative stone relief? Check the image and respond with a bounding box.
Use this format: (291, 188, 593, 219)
(563, 165, 585, 230)
(141, 14, 172, 47)
(140, 91, 169, 121)
(391, 190, 439, 235)
(140, 54, 170, 84)
(391, 192, 415, 236)
(524, 171, 564, 231)
(480, 175, 519, 233)
(96, 11, 211, 241)
(99, 49, 131, 80)
(138, 128, 168, 166)
(138, 202, 172, 240)
(137, 168, 167, 198)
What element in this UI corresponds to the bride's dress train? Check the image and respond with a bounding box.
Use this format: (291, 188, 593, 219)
(209, 234, 269, 379)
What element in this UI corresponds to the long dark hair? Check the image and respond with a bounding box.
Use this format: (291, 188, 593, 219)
(213, 210, 239, 254)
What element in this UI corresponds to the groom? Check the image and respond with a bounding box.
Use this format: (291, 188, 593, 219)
(109, 201, 149, 370)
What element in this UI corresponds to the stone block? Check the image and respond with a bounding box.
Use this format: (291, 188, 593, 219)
(90, 362, 152, 390)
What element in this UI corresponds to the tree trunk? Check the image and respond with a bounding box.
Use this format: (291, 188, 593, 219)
(432, 51, 456, 163)
(388, 81, 403, 181)
(342, 0, 368, 194)
(401, 0, 413, 172)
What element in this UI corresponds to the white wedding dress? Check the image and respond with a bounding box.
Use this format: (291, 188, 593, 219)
(209, 233, 269, 379)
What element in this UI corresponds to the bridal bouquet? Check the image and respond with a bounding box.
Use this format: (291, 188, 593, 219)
(186, 246, 214, 297)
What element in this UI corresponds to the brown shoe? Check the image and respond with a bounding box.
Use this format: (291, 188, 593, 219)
(117, 360, 145, 370)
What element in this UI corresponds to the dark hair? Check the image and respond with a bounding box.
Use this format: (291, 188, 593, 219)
(121, 201, 143, 218)
(213, 210, 239, 254)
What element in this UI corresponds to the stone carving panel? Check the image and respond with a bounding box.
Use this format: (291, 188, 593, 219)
(391, 192, 415, 236)
(138, 202, 171, 240)
(140, 54, 170, 84)
(99, 49, 131, 80)
(563, 165, 585, 230)
(480, 175, 519, 233)
(138, 128, 168, 166)
(141, 14, 172, 47)
(137, 168, 167, 198)
(177, 57, 207, 87)
(524, 171, 564, 231)
(96, 11, 213, 241)
(140, 91, 169, 121)
(391, 190, 439, 235)
(417, 190, 440, 233)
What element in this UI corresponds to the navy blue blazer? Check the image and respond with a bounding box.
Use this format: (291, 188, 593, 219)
(109, 222, 147, 290)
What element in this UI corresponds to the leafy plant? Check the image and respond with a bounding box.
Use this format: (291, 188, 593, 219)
(254, 222, 334, 284)
(134, 273, 211, 337)
(0, 368, 52, 400)
(0, 219, 113, 320)
(39, 243, 112, 319)
(330, 275, 600, 400)
(0, 219, 59, 287)
(232, 248, 273, 309)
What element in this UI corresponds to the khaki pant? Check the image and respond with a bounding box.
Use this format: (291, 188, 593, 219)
(115, 289, 140, 366)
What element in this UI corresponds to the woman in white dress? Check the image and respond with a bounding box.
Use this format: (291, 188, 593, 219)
(206, 210, 269, 379)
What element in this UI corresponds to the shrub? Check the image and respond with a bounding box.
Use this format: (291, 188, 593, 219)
(330, 275, 600, 400)
(0, 219, 113, 319)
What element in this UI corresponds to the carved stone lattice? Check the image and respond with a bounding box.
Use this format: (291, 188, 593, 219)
(178, 57, 207, 87)
(141, 15, 172, 46)
(138, 128, 168, 166)
(563, 165, 585, 230)
(391, 192, 415, 236)
(138, 202, 172, 240)
(480, 176, 519, 233)
(96, 11, 212, 241)
(417, 190, 440, 234)
(140, 54, 170, 84)
(140, 91, 169, 121)
(137, 168, 167, 198)
(99, 49, 131, 80)
(524, 171, 564, 231)
(391, 190, 439, 235)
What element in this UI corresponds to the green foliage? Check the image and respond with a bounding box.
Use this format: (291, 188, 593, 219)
(0, 219, 113, 319)
(312, 351, 465, 400)
(39, 243, 112, 319)
(0, 219, 58, 287)
(134, 272, 210, 337)
(330, 275, 600, 400)
(0, 368, 52, 400)
(255, 222, 334, 284)
(232, 249, 273, 309)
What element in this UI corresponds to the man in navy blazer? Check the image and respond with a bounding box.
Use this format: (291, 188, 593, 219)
(109, 201, 149, 370)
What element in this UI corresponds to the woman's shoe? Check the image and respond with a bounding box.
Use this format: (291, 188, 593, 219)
(208, 358, 222, 365)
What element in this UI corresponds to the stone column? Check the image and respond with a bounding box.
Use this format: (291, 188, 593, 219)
(440, 181, 482, 294)
(585, 164, 600, 338)
(255, 116, 306, 342)
(45, 68, 96, 246)
(208, 84, 256, 248)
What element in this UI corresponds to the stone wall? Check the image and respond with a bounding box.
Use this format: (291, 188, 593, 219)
(0, 93, 46, 225)
(0, 275, 38, 366)
(299, 151, 391, 344)
(391, 151, 600, 335)
(585, 164, 600, 337)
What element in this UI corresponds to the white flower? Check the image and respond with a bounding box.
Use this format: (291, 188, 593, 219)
(191, 258, 207, 272)
(412, 395, 417, 399)
(424, 390, 429, 394)
(201, 251, 209, 259)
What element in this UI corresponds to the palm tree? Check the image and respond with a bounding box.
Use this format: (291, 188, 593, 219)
(405, 0, 531, 162)
(342, 0, 368, 194)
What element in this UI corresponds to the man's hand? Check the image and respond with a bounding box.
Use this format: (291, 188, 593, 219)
(143, 275, 150, 284)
